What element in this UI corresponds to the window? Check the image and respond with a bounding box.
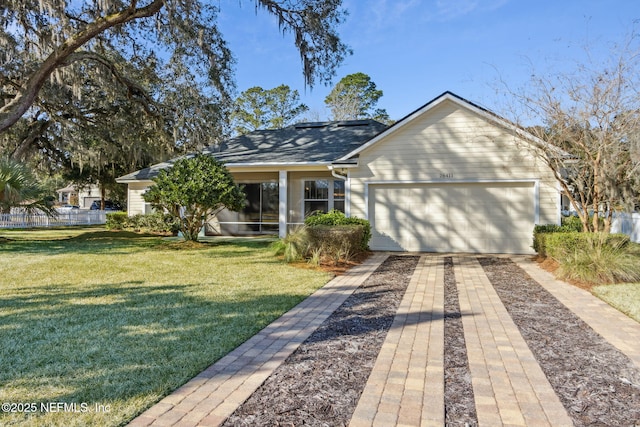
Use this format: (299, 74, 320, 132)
(304, 179, 345, 217)
(238, 182, 279, 232)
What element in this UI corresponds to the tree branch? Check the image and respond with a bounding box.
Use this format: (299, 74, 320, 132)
(62, 51, 158, 114)
(0, 0, 165, 133)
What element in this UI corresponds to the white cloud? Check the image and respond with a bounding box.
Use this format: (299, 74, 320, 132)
(349, 0, 421, 31)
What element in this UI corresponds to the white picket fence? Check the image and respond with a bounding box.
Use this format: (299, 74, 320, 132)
(0, 210, 107, 228)
(611, 212, 640, 243)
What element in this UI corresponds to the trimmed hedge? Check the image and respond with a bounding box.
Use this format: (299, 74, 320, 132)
(543, 232, 630, 260)
(106, 212, 179, 234)
(105, 212, 128, 230)
(534, 219, 639, 285)
(274, 210, 372, 265)
(304, 210, 371, 250)
(561, 215, 584, 231)
(306, 225, 365, 263)
(533, 220, 583, 256)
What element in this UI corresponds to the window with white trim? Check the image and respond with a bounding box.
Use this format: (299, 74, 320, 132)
(304, 179, 345, 217)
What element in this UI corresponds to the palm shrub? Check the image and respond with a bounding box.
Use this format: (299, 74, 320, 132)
(547, 232, 640, 284)
(272, 227, 312, 262)
(0, 157, 55, 215)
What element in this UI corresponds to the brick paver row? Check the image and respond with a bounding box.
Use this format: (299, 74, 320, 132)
(128, 253, 388, 427)
(353, 255, 573, 426)
(350, 255, 445, 427)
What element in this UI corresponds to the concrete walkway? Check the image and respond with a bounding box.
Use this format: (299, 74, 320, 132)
(130, 254, 640, 427)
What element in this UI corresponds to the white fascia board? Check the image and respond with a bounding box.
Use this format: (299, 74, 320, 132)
(225, 161, 331, 168)
(364, 178, 540, 185)
(115, 178, 154, 184)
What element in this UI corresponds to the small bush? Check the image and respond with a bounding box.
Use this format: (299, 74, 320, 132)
(306, 225, 364, 265)
(561, 215, 584, 231)
(105, 212, 129, 230)
(304, 210, 371, 250)
(274, 222, 367, 266)
(533, 222, 586, 256)
(544, 232, 630, 260)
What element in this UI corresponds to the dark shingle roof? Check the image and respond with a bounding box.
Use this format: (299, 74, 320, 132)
(117, 120, 387, 182)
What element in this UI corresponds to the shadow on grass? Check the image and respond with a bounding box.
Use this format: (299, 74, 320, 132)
(0, 230, 276, 258)
(0, 230, 164, 256)
(0, 279, 312, 407)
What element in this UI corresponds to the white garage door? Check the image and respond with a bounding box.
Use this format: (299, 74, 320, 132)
(369, 182, 535, 254)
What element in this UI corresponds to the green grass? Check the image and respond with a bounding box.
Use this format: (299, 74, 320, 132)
(0, 228, 331, 426)
(592, 283, 640, 323)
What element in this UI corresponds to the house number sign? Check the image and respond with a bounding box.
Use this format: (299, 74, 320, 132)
(439, 173, 454, 178)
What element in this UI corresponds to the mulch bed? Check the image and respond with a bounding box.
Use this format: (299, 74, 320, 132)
(223, 255, 419, 426)
(443, 257, 478, 426)
(480, 257, 640, 426)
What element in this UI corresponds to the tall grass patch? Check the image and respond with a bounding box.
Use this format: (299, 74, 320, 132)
(544, 232, 640, 284)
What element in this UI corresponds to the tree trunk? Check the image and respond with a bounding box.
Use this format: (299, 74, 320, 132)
(603, 206, 612, 234)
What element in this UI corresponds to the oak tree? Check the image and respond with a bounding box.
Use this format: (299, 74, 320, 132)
(0, 0, 350, 134)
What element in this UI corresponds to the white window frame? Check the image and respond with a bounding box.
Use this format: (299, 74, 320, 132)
(302, 178, 345, 217)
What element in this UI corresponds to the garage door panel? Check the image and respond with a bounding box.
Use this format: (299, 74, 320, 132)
(370, 182, 535, 254)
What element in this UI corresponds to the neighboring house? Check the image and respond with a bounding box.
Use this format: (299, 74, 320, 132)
(116, 92, 560, 254)
(56, 184, 103, 209)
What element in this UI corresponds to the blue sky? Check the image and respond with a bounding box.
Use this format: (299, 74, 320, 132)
(218, 0, 639, 122)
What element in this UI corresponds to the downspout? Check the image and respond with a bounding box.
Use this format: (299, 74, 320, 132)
(330, 167, 347, 181)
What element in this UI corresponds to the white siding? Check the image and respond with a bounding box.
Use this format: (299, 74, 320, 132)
(127, 181, 152, 215)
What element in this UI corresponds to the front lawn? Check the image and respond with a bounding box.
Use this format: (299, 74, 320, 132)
(0, 228, 331, 426)
(592, 283, 640, 323)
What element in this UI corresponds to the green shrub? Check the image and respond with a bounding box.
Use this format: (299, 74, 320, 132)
(274, 222, 367, 265)
(306, 225, 364, 265)
(533, 224, 564, 256)
(548, 232, 640, 284)
(304, 210, 371, 250)
(105, 212, 129, 230)
(106, 212, 179, 234)
(533, 221, 587, 256)
(544, 232, 630, 260)
(561, 215, 584, 231)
